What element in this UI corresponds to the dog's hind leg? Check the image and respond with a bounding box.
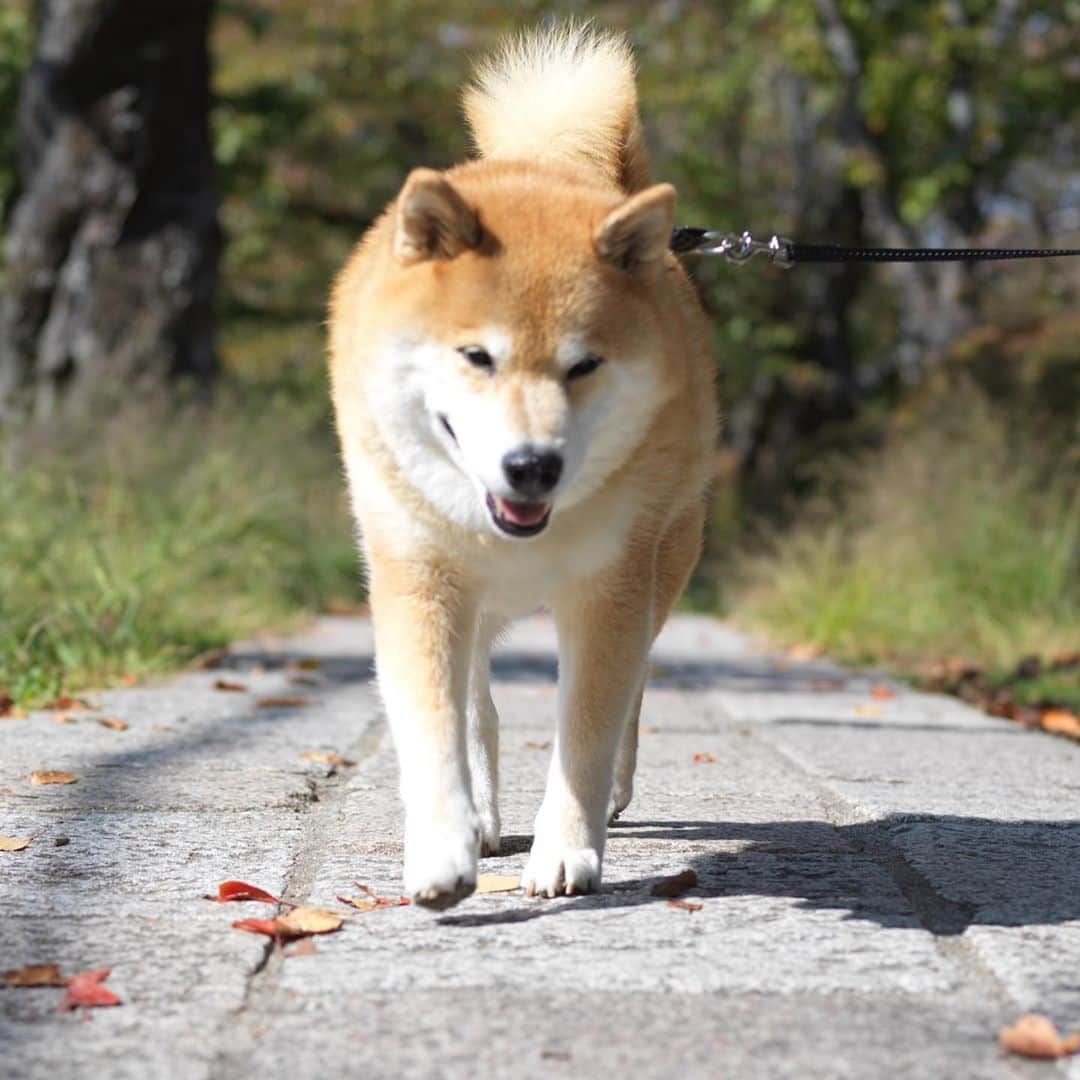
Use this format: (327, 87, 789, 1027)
(468, 614, 505, 856)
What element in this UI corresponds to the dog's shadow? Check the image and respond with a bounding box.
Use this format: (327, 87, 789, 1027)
(440, 814, 1080, 933)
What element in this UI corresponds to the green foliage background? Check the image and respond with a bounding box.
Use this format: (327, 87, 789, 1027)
(1, 0, 1077, 700)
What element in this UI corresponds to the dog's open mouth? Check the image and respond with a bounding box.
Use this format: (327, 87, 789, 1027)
(485, 493, 551, 538)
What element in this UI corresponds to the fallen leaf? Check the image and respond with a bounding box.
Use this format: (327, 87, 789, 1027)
(233, 908, 343, 941)
(29, 770, 76, 785)
(98, 717, 128, 731)
(152, 723, 173, 733)
(788, 642, 822, 662)
(276, 907, 344, 935)
(60, 967, 121, 1011)
(871, 684, 897, 700)
(4, 963, 66, 987)
(650, 869, 699, 898)
(999, 1013, 1080, 1059)
(205, 880, 280, 904)
(213, 678, 249, 693)
(120, 673, 138, 686)
(290, 658, 322, 671)
(351, 883, 410, 907)
(299, 750, 354, 767)
(476, 874, 520, 894)
(52, 713, 77, 725)
(1040, 709, 1080, 738)
(0, 835, 33, 852)
(336, 895, 379, 913)
(288, 674, 321, 687)
(0, 693, 26, 719)
(807, 679, 844, 691)
(667, 898, 703, 912)
(692, 752, 717, 764)
(43, 695, 90, 712)
(854, 704, 885, 718)
(256, 696, 311, 709)
(524, 740, 551, 750)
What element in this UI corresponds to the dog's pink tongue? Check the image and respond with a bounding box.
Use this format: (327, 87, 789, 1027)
(496, 497, 548, 526)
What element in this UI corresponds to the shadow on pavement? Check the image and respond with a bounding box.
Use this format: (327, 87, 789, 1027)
(441, 814, 1080, 934)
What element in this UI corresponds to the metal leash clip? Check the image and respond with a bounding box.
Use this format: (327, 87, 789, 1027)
(670, 228, 794, 268)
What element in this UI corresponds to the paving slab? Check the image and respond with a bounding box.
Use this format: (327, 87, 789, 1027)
(2, 613, 1078, 1079)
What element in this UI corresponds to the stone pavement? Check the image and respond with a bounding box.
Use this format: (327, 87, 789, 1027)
(2, 614, 1079, 1079)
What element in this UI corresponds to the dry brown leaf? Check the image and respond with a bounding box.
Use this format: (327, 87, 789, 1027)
(52, 712, 77, 725)
(808, 679, 844, 691)
(336, 895, 379, 913)
(98, 717, 128, 731)
(999, 1013, 1080, 1059)
(650, 869, 699, 898)
(257, 696, 312, 709)
(0, 835, 33, 852)
(3, 963, 65, 988)
(350, 883, 410, 907)
(289, 658, 322, 671)
(692, 752, 717, 764)
(476, 874, 520, 894)
(667, 898, 703, 912)
(1040, 709, 1080, 738)
(854, 704, 885, 718)
(213, 678, 249, 693)
(299, 750, 354, 767)
(275, 907, 344, 935)
(871, 684, 897, 700)
(29, 770, 76, 785)
(43, 695, 90, 712)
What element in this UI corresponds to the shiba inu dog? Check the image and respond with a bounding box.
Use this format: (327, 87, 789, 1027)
(329, 23, 716, 908)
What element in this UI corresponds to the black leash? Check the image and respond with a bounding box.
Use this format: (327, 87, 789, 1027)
(669, 227, 1080, 268)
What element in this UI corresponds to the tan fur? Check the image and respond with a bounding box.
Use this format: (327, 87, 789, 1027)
(328, 24, 717, 907)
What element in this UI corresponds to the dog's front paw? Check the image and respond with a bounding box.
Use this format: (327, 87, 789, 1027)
(404, 816, 479, 910)
(522, 843, 601, 898)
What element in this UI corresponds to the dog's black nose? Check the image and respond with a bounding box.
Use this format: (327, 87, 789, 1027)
(502, 448, 563, 497)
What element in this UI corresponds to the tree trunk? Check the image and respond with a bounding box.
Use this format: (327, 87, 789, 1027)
(0, 0, 219, 422)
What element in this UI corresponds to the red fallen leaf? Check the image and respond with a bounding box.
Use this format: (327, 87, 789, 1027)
(205, 879, 280, 904)
(871, 684, 896, 700)
(650, 869, 699, 898)
(212, 678, 249, 693)
(232, 917, 288, 939)
(667, 898, 703, 912)
(256, 696, 312, 709)
(60, 968, 121, 1011)
(98, 717, 128, 731)
(692, 752, 717, 764)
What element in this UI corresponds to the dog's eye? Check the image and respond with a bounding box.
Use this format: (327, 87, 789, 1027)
(567, 354, 604, 380)
(458, 345, 494, 372)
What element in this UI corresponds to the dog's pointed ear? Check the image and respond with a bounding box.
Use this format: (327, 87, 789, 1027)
(595, 183, 675, 273)
(393, 168, 481, 265)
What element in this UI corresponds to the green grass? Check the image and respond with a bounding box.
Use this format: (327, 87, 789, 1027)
(0, 336, 363, 705)
(737, 391, 1080, 675)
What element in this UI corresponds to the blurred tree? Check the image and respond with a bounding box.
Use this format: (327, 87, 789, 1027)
(0, 0, 219, 421)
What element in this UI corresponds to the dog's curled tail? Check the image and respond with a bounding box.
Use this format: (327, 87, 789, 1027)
(462, 22, 650, 193)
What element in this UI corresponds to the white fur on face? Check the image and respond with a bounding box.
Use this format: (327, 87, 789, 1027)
(367, 327, 663, 533)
